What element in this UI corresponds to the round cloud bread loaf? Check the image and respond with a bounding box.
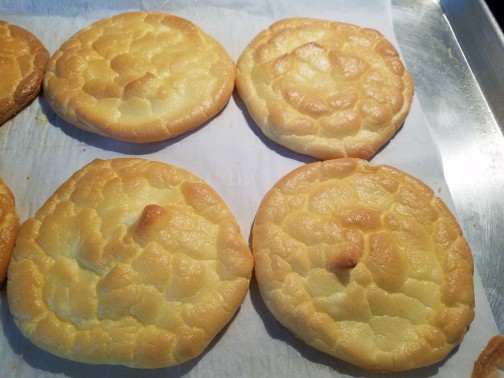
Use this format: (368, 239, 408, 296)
(236, 18, 414, 160)
(252, 158, 474, 372)
(7, 158, 254, 368)
(43, 12, 236, 143)
(0, 178, 20, 285)
(0, 21, 49, 125)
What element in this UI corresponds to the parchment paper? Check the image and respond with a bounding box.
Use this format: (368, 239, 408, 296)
(0, 1, 499, 377)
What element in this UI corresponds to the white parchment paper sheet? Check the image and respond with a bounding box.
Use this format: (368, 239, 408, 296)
(0, 0, 498, 377)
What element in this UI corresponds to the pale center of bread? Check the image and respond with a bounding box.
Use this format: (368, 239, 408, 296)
(254, 23, 406, 132)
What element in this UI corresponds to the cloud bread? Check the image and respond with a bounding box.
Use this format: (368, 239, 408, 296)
(7, 158, 254, 368)
(0, 178, 19, 286)
(0, 21, 49, 125)
(472, 335, 504, 378)
(252, 158, 474, 372)
(236, 18, 414, 160)
(43, 12, 236, 143)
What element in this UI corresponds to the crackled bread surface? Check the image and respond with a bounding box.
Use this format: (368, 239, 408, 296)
(0, 178, 19, 285)
(0, 21, 49, 125)
(236, 18, 414, 160)
(7, 158, 253, 368)
(252, 158, 474, 372)
(43, 12, 235, 143)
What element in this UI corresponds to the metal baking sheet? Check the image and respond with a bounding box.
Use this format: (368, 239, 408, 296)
(0, 0, 502, 376)
(391, 0, 504, 334)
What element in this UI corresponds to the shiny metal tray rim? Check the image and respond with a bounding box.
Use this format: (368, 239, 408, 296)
(392, 0, 504, 333)
(442, 0, 504, 128)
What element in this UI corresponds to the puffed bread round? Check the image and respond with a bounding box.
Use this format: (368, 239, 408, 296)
(0, 21, 49, 125)
(43, 12, 235, 143)
(0, 178, 20, 285)
(7, 158, 254, 368)
(236, 18, 414, 160)
(252, 158, 474, 372)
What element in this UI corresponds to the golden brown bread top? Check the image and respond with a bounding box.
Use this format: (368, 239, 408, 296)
(236, 18, 414, 160)
(43, 12, 235, 143)
(0, 20, 49, 125)
(0, 178, 19, 285)
(252, 158, 474, 372)
(472, 335, 504, 378)
(7, 158, 253, 368)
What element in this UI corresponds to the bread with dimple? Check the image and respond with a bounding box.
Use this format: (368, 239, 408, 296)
(0, 178, 19, 286)
(0, 21, 49, 125)
(7, 158, 254, 368)
(252, 158, 474, 372)
(236, 18, 414, 160)
(43, 12, 235, 143)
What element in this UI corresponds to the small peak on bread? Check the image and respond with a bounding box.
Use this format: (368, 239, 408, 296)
(327, 247, 359, 270)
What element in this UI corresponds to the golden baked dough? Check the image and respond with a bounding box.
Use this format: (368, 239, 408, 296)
(0, 21, 49, 125)
(7, 158, 253, 368)
(43, 12, 235, 143)
(0, 178, 19, 286)
(236, 18, 414, 160)
(252, 158, 474, 372)
(472, 335, 504, 378)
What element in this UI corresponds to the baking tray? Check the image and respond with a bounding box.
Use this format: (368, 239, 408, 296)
(392, 0, 504, 333)
(0, 0, 502, 376)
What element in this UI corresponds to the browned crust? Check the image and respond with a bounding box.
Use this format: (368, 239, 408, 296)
(472, 335, 504, 378)
(0, 178, 20, 285)
(0, 21, 49, 125)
